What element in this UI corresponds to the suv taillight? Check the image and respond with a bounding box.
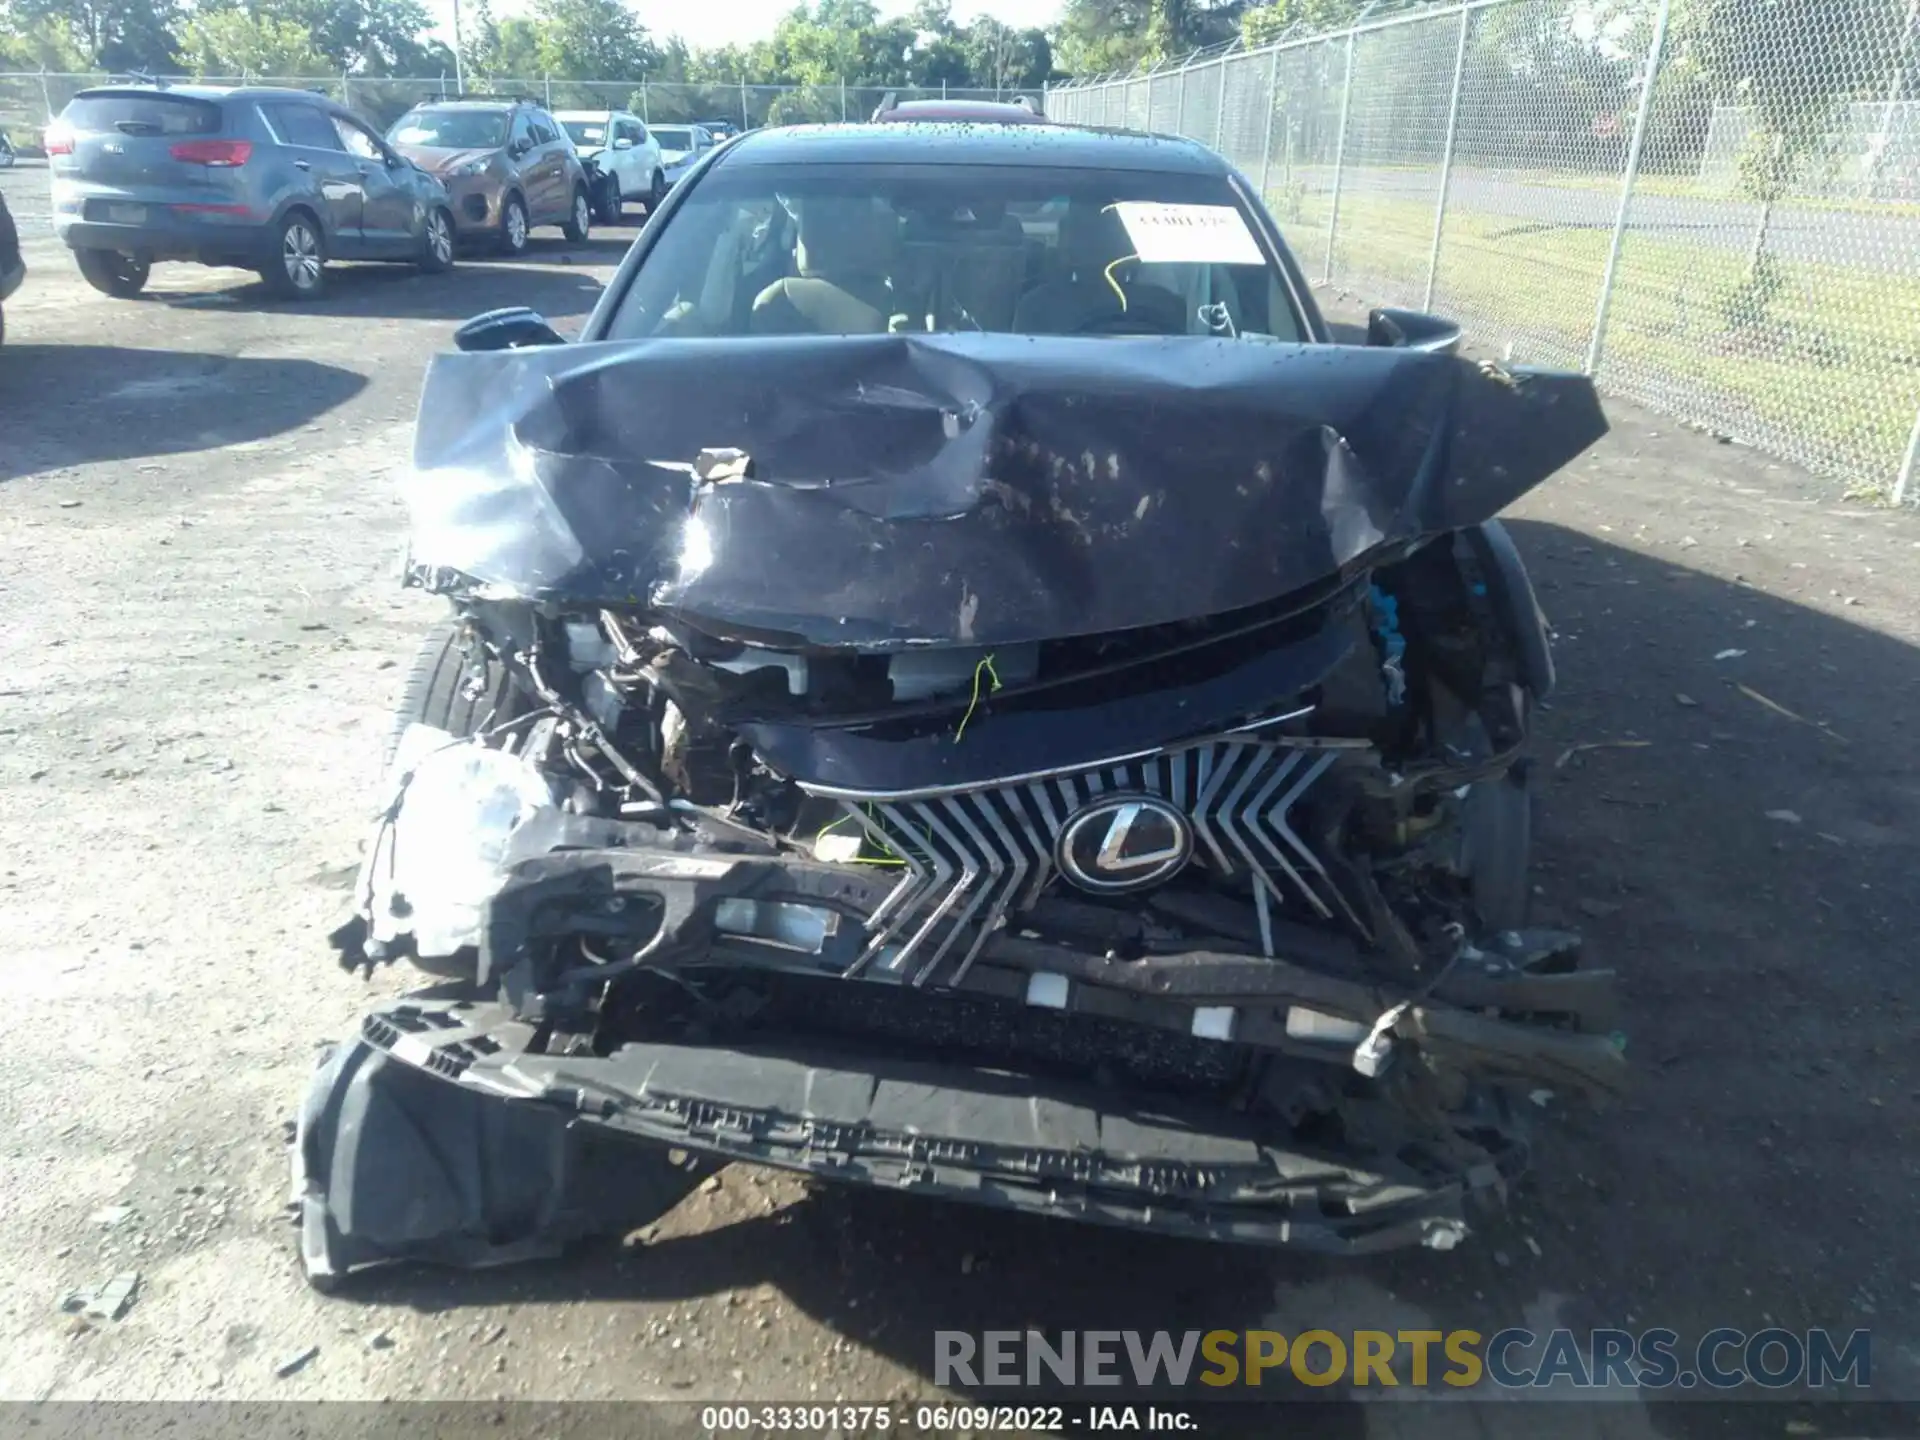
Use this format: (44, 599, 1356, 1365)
(169, 139, 253, 167)
(44, 124, 73, 156)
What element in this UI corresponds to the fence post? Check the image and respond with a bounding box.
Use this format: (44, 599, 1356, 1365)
(740, 78, 749, 129)
(1176, 61, 1189, 135)
(840, 77, 847, 121)
(1323, 29, 1357, 284)
(544, 74, 553, 107)
(639, 80, 648, 121)
(1212, 57, 1227, 153)
(1257, 46, 1281, 204)
(1423, 6, 1472, 311)
(40, 68, 54, 122)
(1894, 401, 1920, 506)
(1587, 0, 1673, 376)
(341, 71, 351, 112)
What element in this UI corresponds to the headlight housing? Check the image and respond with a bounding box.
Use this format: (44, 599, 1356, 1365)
(449, 158, 487, 179)
(367, 725, 557, 958)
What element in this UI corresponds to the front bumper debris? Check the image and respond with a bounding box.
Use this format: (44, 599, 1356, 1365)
(316, 992, 1481, 1263)
(305, 836, 1623, 1280)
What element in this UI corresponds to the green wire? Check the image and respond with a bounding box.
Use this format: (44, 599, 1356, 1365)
(952, 653, 1002, 745)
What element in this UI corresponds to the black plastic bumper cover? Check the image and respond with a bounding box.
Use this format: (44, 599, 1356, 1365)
(290, 990, 1493, 1284)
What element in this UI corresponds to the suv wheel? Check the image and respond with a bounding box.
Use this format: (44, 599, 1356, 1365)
(499, 194, 529, 256)
(262, 211, 326, 300)
(418, 207, 455, 274)
(76, 248, 151, 298)
(563, 185, 591, 243)
(592, 172, 620, 225)
(648, 170, 666, 210)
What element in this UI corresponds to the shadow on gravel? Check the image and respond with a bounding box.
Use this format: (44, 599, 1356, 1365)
(138, 232, 634, 322)
(0, 345, 366, 480)
(327, 522, 1919, 1437)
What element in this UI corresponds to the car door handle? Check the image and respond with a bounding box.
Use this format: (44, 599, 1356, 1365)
(293, 159, 311, 170)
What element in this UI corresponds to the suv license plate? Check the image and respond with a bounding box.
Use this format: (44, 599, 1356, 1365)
(105, 203, 146, 224)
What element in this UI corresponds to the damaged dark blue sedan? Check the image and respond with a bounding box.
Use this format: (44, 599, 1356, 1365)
(297, 121, 1625, 1285)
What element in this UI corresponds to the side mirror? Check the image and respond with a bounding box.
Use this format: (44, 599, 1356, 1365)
(612, 136, 633, 150)
(453, 306, 566, 352)
(507, 139, 530, 159)
(1366, 306, 1462, 355)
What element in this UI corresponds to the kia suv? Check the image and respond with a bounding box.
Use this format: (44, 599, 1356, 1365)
(45, 84, 457, 301)
(387, 97, 591, 255)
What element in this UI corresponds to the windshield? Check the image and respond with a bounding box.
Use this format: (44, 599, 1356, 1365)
(387, 108, 507, 150)
(604, 163, 1305, 342)
(652, 127, 692, 153)
(561, 120, 605, 147)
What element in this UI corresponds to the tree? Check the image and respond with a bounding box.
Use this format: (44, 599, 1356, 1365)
(1240, 0, 1361, 47)
(179, 8, 326, 74)
(1052, 0, 1154, 75)
(8, 0, 181, 68)
(1675, 0, 1909, 322)
(530, 0, 659, 78)
(0, 10, 89, 68)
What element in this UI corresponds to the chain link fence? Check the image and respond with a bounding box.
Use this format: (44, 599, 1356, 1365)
(1049, 0, 1920, 503)
(0, 72, 1041, 140)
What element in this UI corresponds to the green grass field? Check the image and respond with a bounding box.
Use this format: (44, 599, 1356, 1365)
(1268, 187, 1920, 495)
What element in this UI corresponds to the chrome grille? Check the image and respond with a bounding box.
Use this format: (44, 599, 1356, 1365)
(816, 740, 1350, 988)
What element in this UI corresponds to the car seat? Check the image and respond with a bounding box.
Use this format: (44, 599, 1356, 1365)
(750, 197, 899, 334)
(1012, 202, 1189, 335)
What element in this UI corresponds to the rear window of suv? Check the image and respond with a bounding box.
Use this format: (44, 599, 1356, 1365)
(63, 91, 220, 136)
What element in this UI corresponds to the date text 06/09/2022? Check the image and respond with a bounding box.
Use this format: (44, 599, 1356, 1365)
(698, 1405, 1196, 1432)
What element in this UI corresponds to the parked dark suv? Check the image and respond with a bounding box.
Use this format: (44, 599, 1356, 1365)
(386, 97, 591, 255)
(46, 84, 458, 301)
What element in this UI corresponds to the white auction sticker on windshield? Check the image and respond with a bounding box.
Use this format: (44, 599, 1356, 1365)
(1111, 202, 1265, 265)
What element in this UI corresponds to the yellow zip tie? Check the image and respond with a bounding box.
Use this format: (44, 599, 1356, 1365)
(952, 653, 1001, 745)
(814, 808, 908, 866)
(1098, 203, 1133, 311)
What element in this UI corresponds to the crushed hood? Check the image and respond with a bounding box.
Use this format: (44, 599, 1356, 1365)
(403, 332, 1606, 649)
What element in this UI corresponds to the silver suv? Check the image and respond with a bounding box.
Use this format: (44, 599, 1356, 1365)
(385, 98, 590, 255)
(46, 84, 458, 301)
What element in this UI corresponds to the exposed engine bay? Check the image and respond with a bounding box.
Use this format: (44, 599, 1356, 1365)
(304, 330, 1623, 1282)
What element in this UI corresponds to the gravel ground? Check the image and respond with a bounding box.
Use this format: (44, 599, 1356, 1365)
(4, 159, 1920, 1432)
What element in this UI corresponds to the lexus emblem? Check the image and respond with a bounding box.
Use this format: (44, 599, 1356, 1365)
(1056, 795, 1193, 894)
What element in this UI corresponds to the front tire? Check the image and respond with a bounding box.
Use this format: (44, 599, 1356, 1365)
(261, 210, 326, 300)
(385, 618, 533, 771)
(562, 185, 591, 243)
(418, 206, 455, 274)
(1462, 760, 1533, 933)
(498, 193, 529, 256)
(592, 172, 621, 224)
(75, 247, 150, 298)
(648, 169, 666, 210)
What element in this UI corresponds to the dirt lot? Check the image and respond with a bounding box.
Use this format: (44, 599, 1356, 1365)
(4, 158, 1920, 1432)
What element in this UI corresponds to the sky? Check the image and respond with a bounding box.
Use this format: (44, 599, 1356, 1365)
(424, 0, 1063, 54)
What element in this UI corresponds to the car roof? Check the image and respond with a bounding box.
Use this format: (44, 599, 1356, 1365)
(717, 122, 1225, 175)
(554, 109, 630, 119)
(405, 97, 524, 111)
(73, 83, 340, 105)
(877, 99, 1043, 124)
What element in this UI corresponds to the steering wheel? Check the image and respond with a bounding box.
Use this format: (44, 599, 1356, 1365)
(1072, 307, 1176, 337)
